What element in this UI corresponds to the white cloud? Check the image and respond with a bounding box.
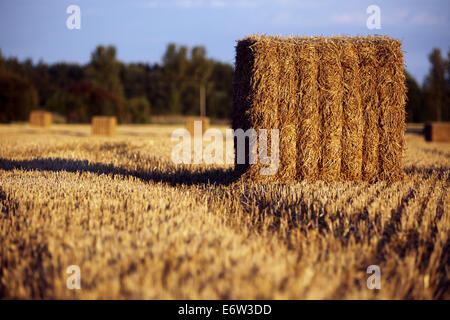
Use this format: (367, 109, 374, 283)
(272, 11, 294, 26)
(380, 9, 448, 27)
(271, 10, 331, 28)
(330, 12, 365, 25)
(210, 0, 227, 8)
(410, 12, 447, 26)
(145, 1, 159, 8)
(176, 0, 204, 8)
(142, 0, 263, 9)
(141, 0, 449, 29)
(329, 8, 448, 28)
(232, 0, 259, 8)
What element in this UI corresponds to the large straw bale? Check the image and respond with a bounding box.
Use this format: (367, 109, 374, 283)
(232, 35, 406, 183)
(91, 116, 117, 136)
(29, 110, 52, 128)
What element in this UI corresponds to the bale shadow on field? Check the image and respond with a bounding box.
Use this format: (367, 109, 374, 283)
(404, 164, 450, 179)
(21, 129, 89, 137)
(0, 157, 242, 187)
(116, 131, 170, 138)
(420, 149, 450, 159)
(50, 130, 89, 137)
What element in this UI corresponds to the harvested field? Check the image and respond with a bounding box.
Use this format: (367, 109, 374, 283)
(0, 124, 449, 299)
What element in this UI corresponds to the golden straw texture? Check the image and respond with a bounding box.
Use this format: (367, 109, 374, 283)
(232, 35, 406, 183)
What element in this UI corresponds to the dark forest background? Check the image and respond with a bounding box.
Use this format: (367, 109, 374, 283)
(0, 44, 449, 123)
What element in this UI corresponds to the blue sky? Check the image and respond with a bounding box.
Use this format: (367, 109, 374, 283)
(0, 0, 449, 84)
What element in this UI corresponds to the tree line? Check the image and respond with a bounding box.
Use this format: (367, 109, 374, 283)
(0, 44, 233, 123)
(406, 48, 450, 122)
(0, 45, 449, 123)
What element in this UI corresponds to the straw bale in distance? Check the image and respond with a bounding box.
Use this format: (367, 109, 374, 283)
(186, 117, 210, 136)
(91, 116, 117, 136)
(424, 122, 450, 142)
(29, 110, 52, 128)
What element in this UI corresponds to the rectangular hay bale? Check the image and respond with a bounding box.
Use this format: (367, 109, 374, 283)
(186, 117, 210, 136)
(91, 116, 117, 136)
(424, 122, 450, 142)
(232, 35, 406, 183)
(29, 110, 52, 128)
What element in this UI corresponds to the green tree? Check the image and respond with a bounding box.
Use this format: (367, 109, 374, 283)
(85, 45, 124, 100)
(48, 63, 84, 91)
(423, 48, 448, 121)
(45, 89, 82, 116)
(33, 61, 56, 106)
(126, 96, 151, 123)
(184, 46, 213, 115)
(405, 71, 424, 123)
(69, 82, 124, 123)
(161, 43, 189, 114)
(0, 72, 38, 122)
(0, 49, 5, 73)
(120, 63, 150, 99)
(207, 61, 234, 118)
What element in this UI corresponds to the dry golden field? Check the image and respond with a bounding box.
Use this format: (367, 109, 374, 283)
(0, 124, 449, 299)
